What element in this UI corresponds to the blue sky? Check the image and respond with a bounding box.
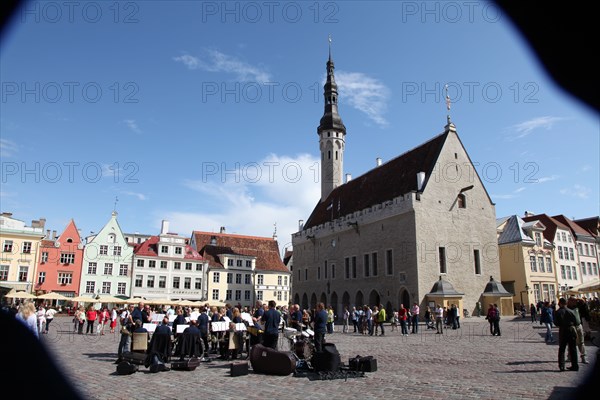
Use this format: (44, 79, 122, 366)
(1, 1, 598, 254)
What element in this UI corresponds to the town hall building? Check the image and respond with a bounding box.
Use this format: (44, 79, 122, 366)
(292, 47, 509, 316)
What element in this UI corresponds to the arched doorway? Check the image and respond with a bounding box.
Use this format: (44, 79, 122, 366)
(355, 291, 364, 308)
(294, 293, 300, 305)
(330, 292, 338, 315)
(310, 293, 317, 309)
(399, 288, 410, 308)
(385, 301, 393, 316)
(302, 293, 308, 310)
(369, 290, 380, 307)
(320, 292, 327, 306)
(342, 291, 350, 310)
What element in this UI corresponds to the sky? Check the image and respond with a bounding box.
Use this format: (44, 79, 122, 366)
(1, 1, 598, 256)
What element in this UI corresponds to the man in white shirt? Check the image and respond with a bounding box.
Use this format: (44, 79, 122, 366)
(435, 304, 444, 334)
(44, 307, 57, 334)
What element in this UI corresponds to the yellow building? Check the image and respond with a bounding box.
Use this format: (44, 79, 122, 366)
(191, 228, 291, 309)
(497, 215, 557, 308)
(0, 213, 46, 296)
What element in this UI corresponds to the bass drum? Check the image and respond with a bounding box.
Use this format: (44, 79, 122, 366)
(294, 339, 314, 360)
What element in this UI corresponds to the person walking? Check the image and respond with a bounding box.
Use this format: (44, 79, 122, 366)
(44, 306, 57, 334)
(486, 304, 495, 336)
(530, 303, 537, 323)
(398, 304, 409, 336)
(554, 298, 578, 371)
(567, 297, 588, 365)
(411, 303, 420, 334)
(377, 304, 386, 336)
(492, 304, 501, 336)
(540, 301, 555, 343)
(342, 306, 350, 333)
(435, 304, 444, 334)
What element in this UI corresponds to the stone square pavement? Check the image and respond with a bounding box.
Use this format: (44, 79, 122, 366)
(40, 316, 597, 400)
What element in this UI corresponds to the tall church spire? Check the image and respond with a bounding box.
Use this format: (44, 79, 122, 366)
(318, 36, 346, 202)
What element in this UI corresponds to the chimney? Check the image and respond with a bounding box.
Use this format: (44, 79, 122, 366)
(161, 220, 170, 235)
(52, 230, 57, 239)
(417, 172, 426, 191)
(524, 211, 535, 217)
(46, 230, 51, 239)
(376, 157, 382, 167)
(298, 220, 304, 231)
(220, 226, 226, 234)
(345, 173, 352, 183)
(210, 235, 217, 245)
(1, 212, 13, 218)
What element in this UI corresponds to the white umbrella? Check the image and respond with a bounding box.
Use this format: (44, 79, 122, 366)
(37, 292, 69, 301)
(4, 291, 37, 299)
(95, 295, 128, 304)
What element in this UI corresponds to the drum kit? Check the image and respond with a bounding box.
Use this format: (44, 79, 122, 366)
(283, 326, 315, 361)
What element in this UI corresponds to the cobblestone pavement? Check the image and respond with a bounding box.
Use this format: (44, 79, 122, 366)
(41, 316, 596, 400)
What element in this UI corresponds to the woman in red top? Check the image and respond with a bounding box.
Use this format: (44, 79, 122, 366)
(86, 305, 98, 335)
(98, 307, 110, 335)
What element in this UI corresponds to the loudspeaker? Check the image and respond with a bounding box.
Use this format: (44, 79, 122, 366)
(249, 344, 296, 376)
(312, 343, 340, 372)
(230, 362, 249, 377)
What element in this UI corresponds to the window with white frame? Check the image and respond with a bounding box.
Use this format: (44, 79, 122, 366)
(236, 260, 242, 267)
(257, 274, 264, 285)
(159, 276, 166, 288)
(529, 256, 537, 272)
(212, 289, 219, 300)
(100, 245, 108, 255)
(147, 275, 155, 288)
(558, 246, 563, 259)
(137, 259, 144, 267)
(569, 248, 574, 260)
(88, 262, 97, 274)
(60, 253, 75, 264)
(113, 246, 121, 256)
(3, 240, 13, 252)
(560, 265, 566, 279)
(581, 262, 587, 275)
(245, 274, 251, 284)
(535, 232, 542, 246)
(102, 281, 111, 294)
(213, 272, 220, 283)
(227, 273, 233, 284)
(85, 281, 95, 293)
(246, 260, 252, 268)
(18, 266, 28, 282)
(284, 276, 288, 286)
(572, 266, 577, 280)
(196, 263, 202, 271)
(58, 272, 72, 285)
(173, 277, 180, 289)
(119, 264, 128, 276)
(161, 261, 168, 269)
(104, 263, 113, 275)
(227, 259, 234, 267)
(175, 247, 182, 255)
(244, 290, 250, 300)
(149, 260, 156, 268)
(546, 257, 552, 273)
(278, 276, 282, 285)
(22, 242, 32, 253)
(236, 273, 242, 284)
(235, 290, 241, 301)
(41, 252, 48, 263)
(117, 282, 126, 295)
(0, 265, 7, 281)
(161, 245, 168, 254)
(184, 277, 191, 289)
(256, 290, 263, 301)
(226, 290, 232, 300)
(566, 266, 572, 280)
(538, 256, 545, 273)
(135, 275, 142, 287)
(195, 278, 202, 290)
(173, 262, 180, 270)
(38, 271, 46, 284)
(185, 262, 192, 270)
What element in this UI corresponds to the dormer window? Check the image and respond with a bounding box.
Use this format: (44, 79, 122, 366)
(227, 259, 234, 266)
(535, 232, 542, 246)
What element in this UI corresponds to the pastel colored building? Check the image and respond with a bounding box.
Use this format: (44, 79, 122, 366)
(35, 220, 84, 300)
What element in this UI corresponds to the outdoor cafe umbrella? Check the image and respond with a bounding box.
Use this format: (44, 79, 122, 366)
(36, 292, 69, 301)
(95, 295, 128, 304)
(4, 290, 37, 299)
(145, 297, 174, 306)
(69, 295, 96, 303)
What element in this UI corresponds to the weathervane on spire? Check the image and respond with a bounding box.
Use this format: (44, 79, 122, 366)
(445, 84, 452, 123)
(328, 34, 332, 60)
(113, 196, 119, 212)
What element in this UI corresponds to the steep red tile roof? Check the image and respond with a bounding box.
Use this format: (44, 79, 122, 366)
(523, 214, 570, 242)
(552, 215, 594, 238)
(134, 236, 203, 260)
(574, 217, 599, 236)
(192, 231, 289, 273)
(283, 250, 293, 266)
(304, 132, 449, 229)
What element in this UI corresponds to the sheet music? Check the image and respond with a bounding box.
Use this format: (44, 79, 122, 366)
(151, 313, 165, 322)
(235, 323, 247, 331)
(189, 311, 199, 321)
(143, 323, 157, 333)
(211, 321, 228, 332)
(168, 315, 176, 323)
(222, 316, 231, 323)
(241, 312, 253, 325)
(176, 324, 188, 333)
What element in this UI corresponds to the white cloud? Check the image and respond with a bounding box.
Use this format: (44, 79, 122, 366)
(122, 191, 147, 201)
(124, 119, 141, 134)
(492, 194, 517, 200)
(560, 185, 591, 199)
(509, 116, 565, 139)
(514, 187, 526, 193)
(0, 139, 18, 157)
(334, 71, 390, 127)
(164, 153, 321, 253)
(174, 50, 271, 82)
(536, 175, 560, 183)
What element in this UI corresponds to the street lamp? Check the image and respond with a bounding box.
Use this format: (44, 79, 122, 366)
(520, 284, 530, 307)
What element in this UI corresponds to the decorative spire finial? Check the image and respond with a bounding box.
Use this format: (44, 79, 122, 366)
(328, 34, 332, 61)
(445, 84, 451, 124)
(113, 196, 119, 212)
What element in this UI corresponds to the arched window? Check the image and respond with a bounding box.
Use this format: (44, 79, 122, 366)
(457, 194, 466, 209)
